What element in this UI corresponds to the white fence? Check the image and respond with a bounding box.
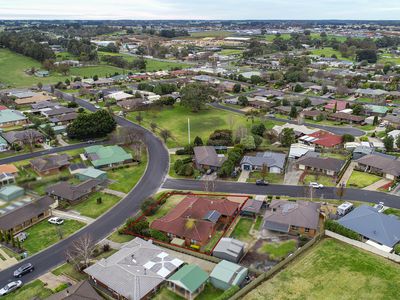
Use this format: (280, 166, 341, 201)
(325, 230, 400, 263)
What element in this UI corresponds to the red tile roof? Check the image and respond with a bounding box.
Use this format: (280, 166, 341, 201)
(0, 106, 8, 111)
(308, 130, 343, 147)
(324, 100, 347, 111)
(150, 196, 240, 244)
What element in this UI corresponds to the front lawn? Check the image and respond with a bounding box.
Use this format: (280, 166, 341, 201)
(2, 279, 53, 300)
(258, 239, 297, 261)
(347, 170, 381, 188)
(52, 262, 88, 281)
(230, 217, 254, 243)
(22, 219, 85, 254)
(247, 171, 284, 184)
(303, 174, 336, 187)
(244, 238, 400, 300)
(146, 195, 186, 224)
(107, 230, 135, 243)
(72, 192, 121, 218)
(107, 155, 148, 193)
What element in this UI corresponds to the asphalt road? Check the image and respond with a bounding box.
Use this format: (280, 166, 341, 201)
(0, 90, 170, 287)
(163, 178, 400, 209)
(210, 102, 365, 136)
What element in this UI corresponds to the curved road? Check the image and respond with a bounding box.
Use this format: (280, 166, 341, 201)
(0, 91, 170, 286)
(210, 102, 365, 137)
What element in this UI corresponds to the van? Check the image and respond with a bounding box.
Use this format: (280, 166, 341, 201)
(337, 202, 354, 216)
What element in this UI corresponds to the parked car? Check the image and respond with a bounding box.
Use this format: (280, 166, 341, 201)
(13, 263, 34, 278)
(48, 217, 64, 225)
(0, 280, 22, 296)
(309, 182, 323, 189)
(256, 179, 268, 186)
(374, 201, 385, 213)
(14, 232, 28, 242)
(94, 105, 100, 109)
(206, 169, 214, 175)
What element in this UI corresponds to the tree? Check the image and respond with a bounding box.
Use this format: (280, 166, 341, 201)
(373, 115, 379, 126)
(160, 129, 172, 143)
(150, 122, 157, 132)
(396, 135, 400, 149)
(251, 123, 266, 136)
(384, 135, 394, 152)
(260, 164, 268, 180)
(352, 104, 363, 115)
(43, 124, 56, 139)
(289, 106, 298, 119)
(240, 135, 256, 150)
(65, 234, 95, 271)
(233, 83, 241, 93)
(193, 136, 203, 146)
(333, 101, 337, 113)
(356, 49, 377, 63)
(280, 128, 296, 147)
(37, 82, 43, 91)
(22, 129, 41, 152)
(135, 112, 143, 124)
(238, 95, 249, 107)
(342, 134, 355, 143)
(57, 63, 70, 75)
(301, 97, 311, 108)
(180, 83, 217, 112)
(294, 84, 304, 92)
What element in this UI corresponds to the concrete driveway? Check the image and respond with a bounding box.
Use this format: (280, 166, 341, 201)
(238, 170, 250, 182)
(284, 158, 302, 185)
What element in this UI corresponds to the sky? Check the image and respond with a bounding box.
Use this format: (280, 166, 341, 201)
(1, 0, 400, 20)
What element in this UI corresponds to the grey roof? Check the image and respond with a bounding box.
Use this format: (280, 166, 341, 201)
(50, 112, 78, 123)
(338, 205, 400, 247)
(194, 146, 226, 168)
(356, 154, 400, 177)
(84, 238, 183, 300)
(30, 154, 70, 173)
(296, 156, 345, 173)
(263, 200, 321, 232)
(264, 220, 290, 233)
(46, 280, 102, 300)
(43, 107, 75, 117)
(0, 196, 54, 231)
(241, 199, 263, 214)
(2, 129, 43, 144)
(241, 151, 286, 170)
(46, 179, 101, 202)
(213, 238, 245, 259)
(31, 101, 60, 110)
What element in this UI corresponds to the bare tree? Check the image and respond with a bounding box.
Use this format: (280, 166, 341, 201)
(110, 127, 144, 146)
(160, 129, 172, 143)
(22, 130, 41, 152)
(65, 234, 95, 271)
(336, 183, 346, 201)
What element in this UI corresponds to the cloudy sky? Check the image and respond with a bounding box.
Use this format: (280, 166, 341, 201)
(1, 0, 400, 20)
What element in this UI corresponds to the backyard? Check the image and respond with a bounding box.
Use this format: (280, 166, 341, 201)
(244, 238, 400, 300)
(72, 192, 121, 218)
(230, 217, 254, 243)
(22, 219, 85, 254)
(258, 239, 297, 261)
(347, 170, 381, 188)
(153, 283, 223, 300)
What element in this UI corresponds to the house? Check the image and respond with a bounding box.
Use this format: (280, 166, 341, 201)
(296, 156, 345, 176)
(193, 146, 226, 171)
(85, 145, 133, 168)
(363, 105, 388, 117)
(263, 200, 321, 237)
(75, 167, 108, 181)
(355, 153, 400, 180)
(272, 123, 318, 137)
(2, 129, 44, 148)
(31, 101, 60, 111)
(0, 109, 27, 128)
(0, 136, 8, 152)
(382, 115, 400, 128)
(117, 99, 145, 110)
(0, 173, 16, 186)
(355, 88, 389, 99)
(0, 164, 18, 176)
(274, 106, 292, 115)
(0, 196, 53, 234)
(324, 100, 347, 112)
(328, 112, 365, 124)
(168, 264, 209, 300)
(240, 151, 286, 173)
(240, 198, 263, 217)
(0, 185, 24, 201)
(30, 154, 70, 176)
(41, 107, 75, 118)
(151, 196, 240, 246)
(210, 260, 248, 290)
(299, 130, 343, 149)
(352, 145, 375, 160)
(46, 280, 102, 300)
(337, 205, 400, 249)
(13, 92, 53, 105)
(50, 112, 78, 125)
(212, 238, 245, 263)
(84, 237, 183, 300)
(288, 143, 315, 159)
(300, 110, 326, 121)
(46, 179, 102, 204)
(105, 91, 134, 102)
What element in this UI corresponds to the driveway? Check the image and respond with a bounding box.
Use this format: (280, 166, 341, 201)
(237, 170, 250, 183)
(284, 158, 302, 185)
(337, 161, 356, 187)
(363, 179, 391, 191)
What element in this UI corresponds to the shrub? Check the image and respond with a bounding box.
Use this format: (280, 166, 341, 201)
(216, 285, 240, 300)
(141, 197, 161, 216)
(125, 216, 149, 236)
(53, 283, 69, 293)
(325, 219, 361, 241)
(394, 244, 400, 255)
(102, 243, 110, 252)
(150, 229, 169, 242)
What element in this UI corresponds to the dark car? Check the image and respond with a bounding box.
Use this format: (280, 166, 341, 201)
(256, 179, 268, 186)
(13, 263, 34, 278)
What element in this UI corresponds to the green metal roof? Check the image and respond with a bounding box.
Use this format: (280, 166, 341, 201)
(0, 136, 7, 145)
(0, 109, 26, 124)
(210, 260, 247, 285)
(85, 145, 132, 168)
(77, 167, 107, 178)
(364, 105, 388, 114)
(169, 264, 209, 293)
(0, 185, 24, 196)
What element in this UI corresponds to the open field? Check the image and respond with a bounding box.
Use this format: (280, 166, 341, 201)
(310, 47, 353, 61)
(52, 262, 88, 281)
(258, 239, 297, 261)
(347, 170, 381, 188)
(247, 171, 284, 184)
(219, 49, 244, 56)
(244, 238, 400, 300)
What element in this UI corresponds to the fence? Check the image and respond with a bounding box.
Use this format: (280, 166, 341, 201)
(325, 230, 400, 263)
(230, 233, 324, 300)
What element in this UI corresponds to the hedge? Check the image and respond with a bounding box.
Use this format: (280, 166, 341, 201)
(324, 219, 361, 241)
(216, 285, 239, 300)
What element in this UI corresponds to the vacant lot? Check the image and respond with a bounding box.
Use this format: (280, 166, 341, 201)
(347, 170, 381, 188)
(244, 238, 400, 300)
(311, 47, 353, 61)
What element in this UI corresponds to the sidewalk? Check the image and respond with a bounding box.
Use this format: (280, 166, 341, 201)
(337, 161, 356, 187)
(52, 210, 95, 224)
(103, 188, 127, 198)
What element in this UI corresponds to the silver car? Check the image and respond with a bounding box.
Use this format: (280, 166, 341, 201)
(0, 280, 22, 296)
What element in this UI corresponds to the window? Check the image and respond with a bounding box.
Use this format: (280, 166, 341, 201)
(291, 225, 298, 230)
(305, 228, 310, 233)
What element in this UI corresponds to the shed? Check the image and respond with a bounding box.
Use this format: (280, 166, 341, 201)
(210, 260, 248, 290)
(0, 185, 24, 201)
(213, 238, 245, 263)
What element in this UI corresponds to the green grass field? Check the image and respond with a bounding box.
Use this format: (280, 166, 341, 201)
(72, 192, 121, 218)
(259, 240, 297, 261)
(244, 238, 400, 300)
(22, 219, 85, 254)
(107, 230, 135, 243)
(303, 174, 336, 187)
(219, 49, 244, 56)
(311, 47, 353, 61)
(247, 171, 284, 184)
(347, 170, 382, 188)
(2, 279, 53, 300)
(52, 262, 88, 281)
(153, 284, 223, 300)
(230, 217, 253, 243)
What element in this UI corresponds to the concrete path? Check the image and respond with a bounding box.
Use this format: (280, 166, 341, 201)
(52, 210, 95, 224)
(168, 147, 183, 154)
(103, 189, 127, 198)
(363, 179, 391, 191)
(0, 248, 18, 270)
(237, 170, 250, 183)
(337, 161, 356, 187)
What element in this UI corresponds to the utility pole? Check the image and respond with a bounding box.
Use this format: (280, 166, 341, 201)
(188, 118, 191, 145)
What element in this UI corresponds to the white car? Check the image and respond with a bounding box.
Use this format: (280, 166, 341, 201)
(0, 280, 22, 296)
(309, 182, 324, 189)
(94, 105, 100, 109)
(48, 217, 64, 225)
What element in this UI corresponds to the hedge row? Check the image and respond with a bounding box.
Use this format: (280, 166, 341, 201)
(325, 219, 361, 241)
